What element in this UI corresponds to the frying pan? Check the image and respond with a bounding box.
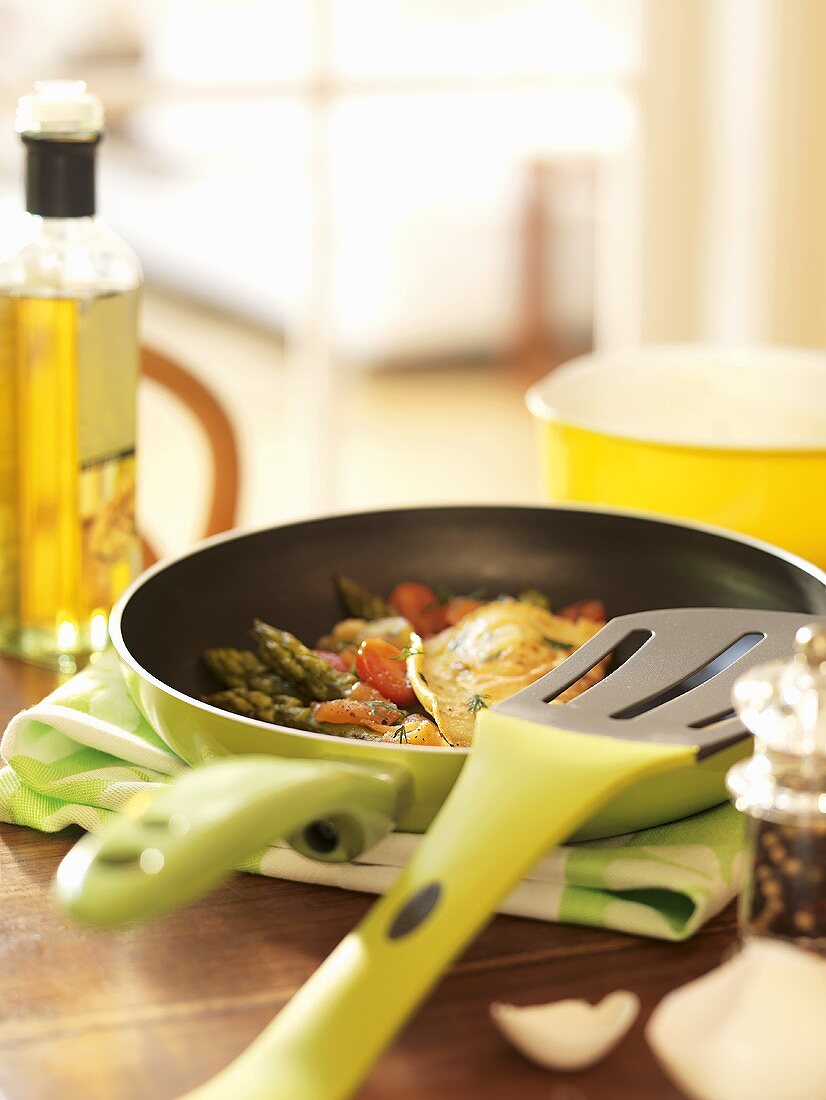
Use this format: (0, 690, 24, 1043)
(59, 505, 826, 1098)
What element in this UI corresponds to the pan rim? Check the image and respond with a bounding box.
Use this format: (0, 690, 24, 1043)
(109, 502, 826, 758)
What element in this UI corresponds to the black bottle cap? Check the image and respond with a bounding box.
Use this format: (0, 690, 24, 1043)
(23, 134, 100, 218)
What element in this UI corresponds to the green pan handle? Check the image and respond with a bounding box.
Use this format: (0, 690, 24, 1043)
(54, 755, 411, 928)
(181, 714, 696, 1100)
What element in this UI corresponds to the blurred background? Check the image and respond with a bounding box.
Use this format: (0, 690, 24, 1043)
(0, 0, 822, 556)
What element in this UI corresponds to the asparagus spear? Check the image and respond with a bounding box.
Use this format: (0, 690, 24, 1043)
(203, 687, 381, 741)
(202, 647, 294, 697)
(203, 687, 299, 724)
(203, 647, 264, 685)
(254, 619, 356, 702)
(333, 574, 392, 621)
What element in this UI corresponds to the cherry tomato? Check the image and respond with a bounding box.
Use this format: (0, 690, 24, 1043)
(558, 598, 606, 622)
(356, 637, 417, 707)
(444, 596, 485, 626)
(388, 582, 448, 637)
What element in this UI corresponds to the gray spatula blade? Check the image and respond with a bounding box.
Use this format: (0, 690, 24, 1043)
(493, 608, 823, 757)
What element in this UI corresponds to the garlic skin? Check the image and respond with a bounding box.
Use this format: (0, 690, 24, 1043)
(490, 990, 639, 1072)
(647, 940, 826, 1100)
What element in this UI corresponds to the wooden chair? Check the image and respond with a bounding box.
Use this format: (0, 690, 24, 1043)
(513, 157, 596, 383)
(139, 347, 241, 568)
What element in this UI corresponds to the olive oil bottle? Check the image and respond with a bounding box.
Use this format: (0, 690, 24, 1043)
(0, 82, 142, 671)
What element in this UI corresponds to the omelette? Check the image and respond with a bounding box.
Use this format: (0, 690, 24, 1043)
(407, 600, 605, 747)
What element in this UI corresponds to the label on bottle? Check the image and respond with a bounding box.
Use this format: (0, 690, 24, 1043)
(77, 293, 138, 469)
(76, 291, 140, 609)
(0, 298, 20, 636)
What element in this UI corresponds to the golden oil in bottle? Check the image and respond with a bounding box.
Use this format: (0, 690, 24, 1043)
(0, 291, 140, 670)
(0, 82, 142, 671)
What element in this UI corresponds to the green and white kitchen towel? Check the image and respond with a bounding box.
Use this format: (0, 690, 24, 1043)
(0, 650, 745, 941)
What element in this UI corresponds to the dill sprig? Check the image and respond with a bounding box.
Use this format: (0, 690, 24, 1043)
(359, 698, 404, 723)
(543, 636, 575, 651)
(394, 644, 424, 661)
(466, 692, 490, 714)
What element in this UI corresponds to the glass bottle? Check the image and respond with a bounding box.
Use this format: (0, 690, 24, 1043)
(0, 81, 142, 672)
(728, 624, 826, 955)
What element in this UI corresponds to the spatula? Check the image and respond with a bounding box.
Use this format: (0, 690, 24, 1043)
(163, 607, 818, 1100)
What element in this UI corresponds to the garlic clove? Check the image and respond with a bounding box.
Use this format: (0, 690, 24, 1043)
(490, 990, 640, 1072)
(646, 940, 826, 1100)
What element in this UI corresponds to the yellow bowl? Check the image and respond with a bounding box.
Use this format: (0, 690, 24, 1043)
(527, 345, 826, 569)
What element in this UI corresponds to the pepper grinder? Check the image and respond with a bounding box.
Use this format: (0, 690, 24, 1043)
(727, 624, 826, 955)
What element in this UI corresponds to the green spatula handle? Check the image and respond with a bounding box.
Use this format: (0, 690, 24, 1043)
(182, 713, 695, 1100)
(54, 755, 411, 928)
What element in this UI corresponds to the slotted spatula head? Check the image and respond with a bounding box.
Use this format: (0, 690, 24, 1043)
(494, 608, 823, 757)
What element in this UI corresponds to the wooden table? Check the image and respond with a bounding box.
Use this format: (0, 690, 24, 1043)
(0, 656, 731, 1100)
